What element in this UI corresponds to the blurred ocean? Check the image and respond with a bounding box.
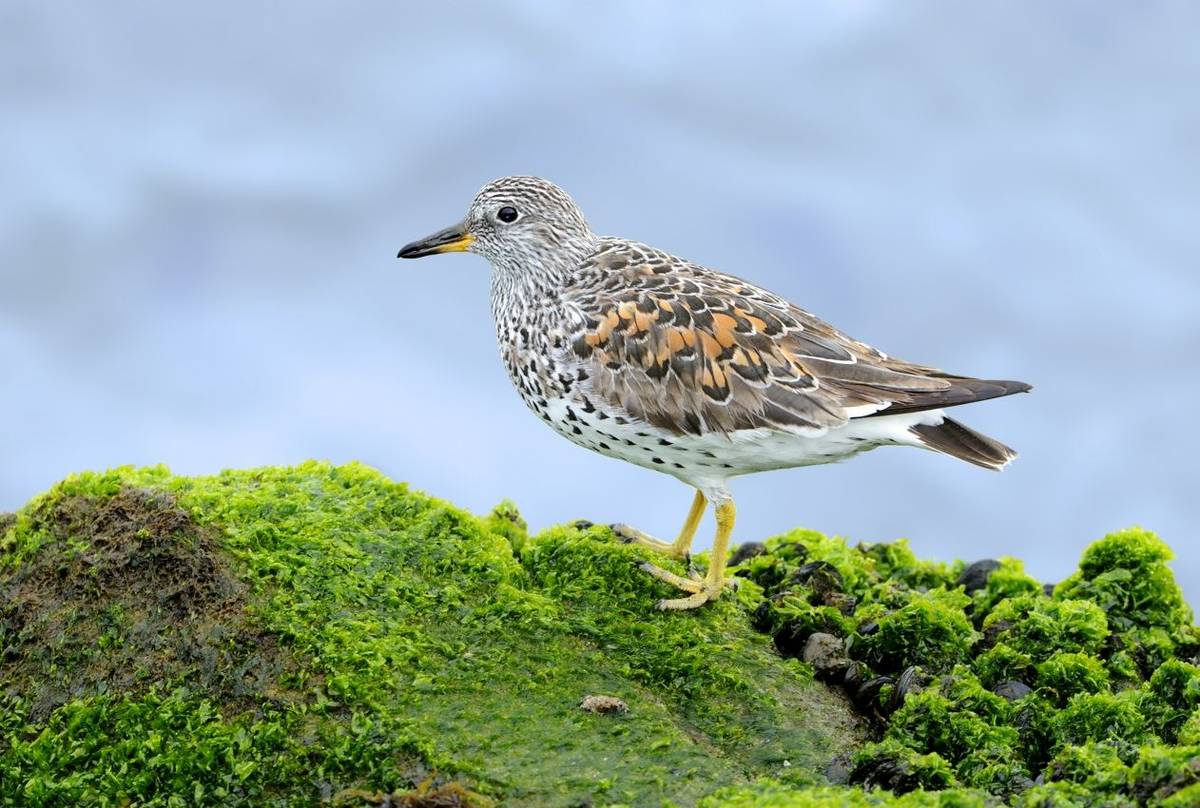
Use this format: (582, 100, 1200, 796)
(2, 2, 1198, 604)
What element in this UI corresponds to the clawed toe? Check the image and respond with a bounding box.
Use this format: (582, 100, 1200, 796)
(656, 587, 717, 611)
(609, 492, 729, 612)
(638, 561, 703, 593)
(610, 523, 680, 555)
(610, 522, 638, 543)
(654, 575, 738, 610)
(611, 491, 729, 610)
(638, 561, 733, 611)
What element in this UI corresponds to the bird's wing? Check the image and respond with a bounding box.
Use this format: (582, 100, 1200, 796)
(565, 241, 1026, 436)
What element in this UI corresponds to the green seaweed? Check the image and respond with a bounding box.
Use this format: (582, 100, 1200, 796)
(969, 559, 1043, 623)
(0, 463, 858, 806)
(1, 463, 1197, 806)
(1014, 781, 1137, 808)
(1034, 652, 1110, 705)
(1054, 528, 1191, 634)
(700, 780, 997, 807)
(981, 597, 1108, 660)
(1143, 659, 1200, 743)
(856, 588, 976, 673)
(1127, 743, 1200, 803)
(1179, 710, 1200, 746)
(0, 691, 427, 806)
(1053, 692, 1147, 749)
(737, 516, 1199, 807)
(851, 738, 958, 793)
(973, 644, 1035, 690)
(1043, 741, 1130, 793)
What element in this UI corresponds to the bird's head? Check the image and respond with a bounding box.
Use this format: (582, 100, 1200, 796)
(398, 176, 597, 279)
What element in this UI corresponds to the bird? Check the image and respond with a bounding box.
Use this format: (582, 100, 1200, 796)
(398, 176, 1030, 610)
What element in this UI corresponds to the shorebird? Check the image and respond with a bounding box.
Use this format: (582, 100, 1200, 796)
(398, 176, 1030, 610)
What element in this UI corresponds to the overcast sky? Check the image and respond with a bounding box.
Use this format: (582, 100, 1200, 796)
(2, 2, 1198, 607)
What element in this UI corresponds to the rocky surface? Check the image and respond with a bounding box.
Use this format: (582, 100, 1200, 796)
(0, 463, 1197, 806)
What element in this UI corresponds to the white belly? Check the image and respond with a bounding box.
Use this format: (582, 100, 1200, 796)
(534, 392, 943, 489)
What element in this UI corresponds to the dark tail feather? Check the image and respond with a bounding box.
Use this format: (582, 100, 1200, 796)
(867, 378, 1032, 417)
(910, 417, 1018, 471)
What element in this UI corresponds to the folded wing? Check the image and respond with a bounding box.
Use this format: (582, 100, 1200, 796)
(566, 241, 1029, 436)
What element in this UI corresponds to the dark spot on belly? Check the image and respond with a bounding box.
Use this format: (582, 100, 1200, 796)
(652, 457, 664, 465)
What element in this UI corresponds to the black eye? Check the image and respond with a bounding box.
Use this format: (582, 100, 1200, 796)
(497, 206, 519, 223)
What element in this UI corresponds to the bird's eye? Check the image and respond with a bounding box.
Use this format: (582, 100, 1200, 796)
(497, 206, 519, 223)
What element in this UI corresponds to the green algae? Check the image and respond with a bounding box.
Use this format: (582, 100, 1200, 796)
(0, 463, 859, 806)
(966, 559, 1042, 621)
(1144, 659, 1200, 743)
(699, 780, 997, 807)
(1, 463, 1197, 806)
(1056, 529, 1190, 632)
(0, 690, 427, 806)
(855, 588, 976, 673)
(740, 520, 1200, 806)
(1033, 652, 1110, 705)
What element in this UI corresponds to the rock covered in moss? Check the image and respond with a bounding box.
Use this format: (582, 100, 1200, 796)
(803, 632, 851, 680)
(1, 463, 1197, 807)
(0, 463, 861, 807)
(739, 521, 1199, 806)
(957, 559, 1001, 594)
(1058, 528, 1190, 630)
(1143, 659, 1200, 743)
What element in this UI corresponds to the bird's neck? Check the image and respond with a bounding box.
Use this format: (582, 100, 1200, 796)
(488, 234, 598, 319)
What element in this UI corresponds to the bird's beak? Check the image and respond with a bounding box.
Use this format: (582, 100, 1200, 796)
(397, 221, 474, 259)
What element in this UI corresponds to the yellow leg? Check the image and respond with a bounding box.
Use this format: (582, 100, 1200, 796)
(611, 490, 707, 559)
(654, 498, 737, 611)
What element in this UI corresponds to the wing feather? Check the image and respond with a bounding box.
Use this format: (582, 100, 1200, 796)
(565, 241, 1028, 436)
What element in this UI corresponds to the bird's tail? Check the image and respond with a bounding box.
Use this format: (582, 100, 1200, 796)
(909, 417, 1018, 471)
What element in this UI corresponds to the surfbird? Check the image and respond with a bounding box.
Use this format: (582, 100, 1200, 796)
(398, 176, 1030, 610)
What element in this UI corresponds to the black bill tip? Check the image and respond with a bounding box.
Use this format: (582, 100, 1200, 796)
(397, 222, 473, 259)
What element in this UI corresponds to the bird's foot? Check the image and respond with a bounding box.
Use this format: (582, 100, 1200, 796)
(638, 561, 734, 611)
(638, 560, 702, 589)
(611, 523, 688, 560)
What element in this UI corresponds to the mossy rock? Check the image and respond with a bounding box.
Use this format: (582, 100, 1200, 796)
(1, 463, 1197, 807)
(735, 512, 1198, 807)
(0, 463, 862, 806)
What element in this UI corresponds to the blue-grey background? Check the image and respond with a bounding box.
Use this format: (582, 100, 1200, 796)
(2, 3, 1197, 605)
